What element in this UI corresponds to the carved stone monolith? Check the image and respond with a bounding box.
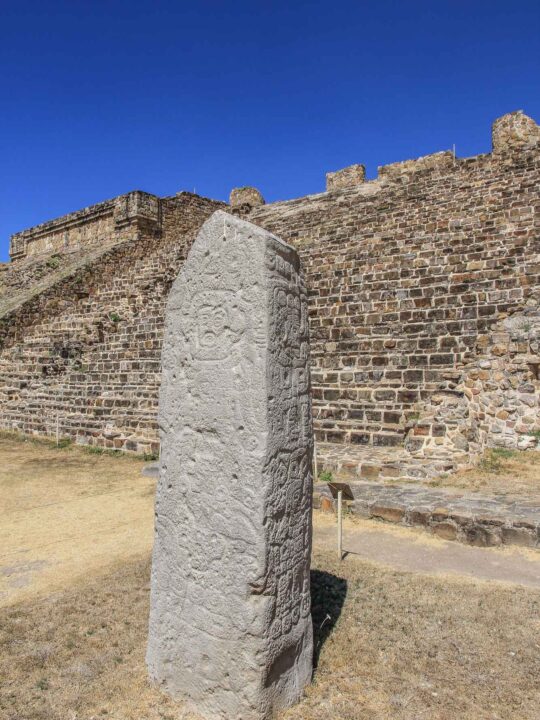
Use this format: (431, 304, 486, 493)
(147, 210, 313, 719)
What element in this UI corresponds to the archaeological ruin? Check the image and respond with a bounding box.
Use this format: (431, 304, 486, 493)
(1, 110, 539, 482)
(147, 212, 313, 717)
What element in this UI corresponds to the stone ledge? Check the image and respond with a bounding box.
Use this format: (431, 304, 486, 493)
(326, 164, 366, 191)
(9, 190, 161, 261)
(314, 481, 540, 550)
(378, 151, 454, 182)
(317, 442, 457, 482)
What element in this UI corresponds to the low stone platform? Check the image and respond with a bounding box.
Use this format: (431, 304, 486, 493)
(314, 481, 540, 549)
(317, 442, 457, 482)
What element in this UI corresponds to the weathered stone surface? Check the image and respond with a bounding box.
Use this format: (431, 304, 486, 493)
(319, 496, 335, 513)
(370, 503, 405, 523)
(147, 211, 313, 719)
(378, 150, 454, 181)
(9, 190, 161, 261)
(431, 521, 458, 541)
(492, 110, 540, 154)
(502, 527, 536, 547)
(313, 477, 540, 550)
(229, 186, 265, 213)
(326, 164, 365, 191)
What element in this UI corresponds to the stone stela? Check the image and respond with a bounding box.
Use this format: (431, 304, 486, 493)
(146, 210, 314, 719)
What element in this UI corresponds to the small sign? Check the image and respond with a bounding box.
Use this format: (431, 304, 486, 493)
(327, 482, 354, 501)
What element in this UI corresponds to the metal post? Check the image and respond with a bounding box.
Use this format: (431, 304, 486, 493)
(56, 413, 60, 447)
(313, 438, 318, 481)
(337, 489, 343, 560)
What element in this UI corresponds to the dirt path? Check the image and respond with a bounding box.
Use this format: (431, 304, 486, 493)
(314, 514, 540, 588)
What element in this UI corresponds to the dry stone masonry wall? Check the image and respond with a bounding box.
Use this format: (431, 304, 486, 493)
(0, 193, 224, 453)
(9, 190, 162, 262)
(248, 110, 540, 474)
(1, 110, 539, 478)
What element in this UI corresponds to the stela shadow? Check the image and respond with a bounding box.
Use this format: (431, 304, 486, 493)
(310, 569, 348, 668)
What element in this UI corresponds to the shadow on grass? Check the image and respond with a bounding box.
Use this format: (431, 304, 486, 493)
(310, 569, 347, 668)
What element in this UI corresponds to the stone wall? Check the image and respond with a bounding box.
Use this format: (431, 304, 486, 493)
(0, 193, 224, 453)
(247, 111, 540, 468)
(9, 190, 161, 261)
(1, 110, 539, 475)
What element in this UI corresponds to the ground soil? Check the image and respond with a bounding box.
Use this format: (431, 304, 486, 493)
(1, 437, 540, 719)
(0, 434, 152, 606)
(429, 448, 540, 498)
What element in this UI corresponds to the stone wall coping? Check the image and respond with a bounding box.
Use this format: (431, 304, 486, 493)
(10, 113, 539, 256)
(248, 112, 539, 215)
(11, 190, 156, 242)
(250, 150, 537, 219)
(314, 480, 540, 549)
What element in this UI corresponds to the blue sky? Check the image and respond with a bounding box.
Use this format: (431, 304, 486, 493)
(1, 1, 539, 261)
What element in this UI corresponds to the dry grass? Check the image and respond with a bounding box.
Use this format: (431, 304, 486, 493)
(430, 448, 540, 498)
(0, 433, 153, 606)
(1, 548, 539, 720)
(1, 434, 540, 719)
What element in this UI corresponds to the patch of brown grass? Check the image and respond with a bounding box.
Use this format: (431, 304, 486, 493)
(0, 435, 154, 606)
(430, 448, 540, 498)
(1, 549, 539, 720)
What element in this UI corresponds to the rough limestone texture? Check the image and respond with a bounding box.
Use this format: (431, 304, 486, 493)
(326, 163, 366, 191)
(229, 186, 266, 215)
(147, 210, 313, 719)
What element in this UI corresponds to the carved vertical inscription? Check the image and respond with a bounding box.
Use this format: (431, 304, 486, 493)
(147, 210, 313, 719)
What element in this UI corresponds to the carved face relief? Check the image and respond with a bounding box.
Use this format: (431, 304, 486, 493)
(191, 291, 247, 361)
(198, 305, 227, 347)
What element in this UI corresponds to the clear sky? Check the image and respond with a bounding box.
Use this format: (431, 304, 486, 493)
(1, 1, 539, 261)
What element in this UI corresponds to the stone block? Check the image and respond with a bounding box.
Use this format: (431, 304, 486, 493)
(147, 211, 313, 719)
(229, 186, 265, 212)
(492, 111, 540, 155)
(501, 526, 536, 547)
(326, 164, 366, 192)
(432, 506, 449, 521)
(370, 503, 405, 523)
(320, 495, 335, 513)
(466, 526, 502, 547)
(408, 508, 431, 525)
(431, 521, 458, 541)
(360, 463, 380, 479)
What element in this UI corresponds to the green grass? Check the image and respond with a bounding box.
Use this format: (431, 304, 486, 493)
(45, 255, 61, 270)
(490, 447, 516, 459)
